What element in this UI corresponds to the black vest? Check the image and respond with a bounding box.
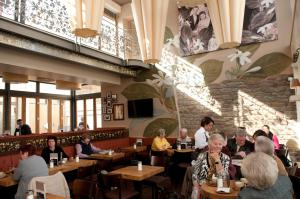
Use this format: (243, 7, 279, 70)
(79, 142, 93, 155)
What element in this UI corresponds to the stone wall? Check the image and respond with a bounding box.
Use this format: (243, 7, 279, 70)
(178, 74, 297, 144)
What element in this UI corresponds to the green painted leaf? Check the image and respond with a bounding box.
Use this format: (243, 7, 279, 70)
(164, 26, 174, 44)
(199, 59, 223, 84)
(185, 53, 207, 64)
(134, 67, 159, 82)
(144, 118, 178, 137)
(121, 83, 161, 100)
(237, 43, 260, 58)
(242, 53, 291, 79)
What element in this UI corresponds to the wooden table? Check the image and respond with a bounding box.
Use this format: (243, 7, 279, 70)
(201, 181, 239, 199)
(120, 146, 147, 153)
(167, 148, 194, 156)
(89, 152, 125, 160)
(110, 165, 164, 181)
(34, 193, 69, 199)
(0, 159, 97, 187)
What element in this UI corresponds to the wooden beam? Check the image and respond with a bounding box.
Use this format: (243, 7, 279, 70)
(36, 97, 40, 134)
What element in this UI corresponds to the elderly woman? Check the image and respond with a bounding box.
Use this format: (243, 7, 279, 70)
(226, 128, 254, 158)
(151, 128, 171, 151)
(13, 144, 48, 199)
(255, 136, 287, 176)
(238, 152, 293, 199)
(192, 134, 230, 186)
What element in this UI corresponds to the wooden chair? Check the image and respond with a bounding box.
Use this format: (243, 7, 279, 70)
(144, 156, 172, 199)
(97, 170, 140, 199)
(77, 165, 98, 182)
(72, 179, 99, 199)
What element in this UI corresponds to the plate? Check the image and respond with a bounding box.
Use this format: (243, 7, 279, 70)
(216, 187, 231, 194)
(0, 173, 6, 179)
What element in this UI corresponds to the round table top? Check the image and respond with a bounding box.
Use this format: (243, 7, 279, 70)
(201, 181, 239, 199)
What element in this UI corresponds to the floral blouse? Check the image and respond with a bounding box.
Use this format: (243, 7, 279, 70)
(192, 151, 230, 184)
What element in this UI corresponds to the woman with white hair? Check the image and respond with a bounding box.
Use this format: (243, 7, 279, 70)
(255, 136, 287, 176)
(192, 134, 230, 186)
(238, 152, 293, 199)
(151, 128, 171, 152)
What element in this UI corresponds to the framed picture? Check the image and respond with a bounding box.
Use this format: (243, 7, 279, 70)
(107, 108, 113, 114)
(102, 97, 107, 104)
(113, 104, 124, 120)
(107, 91, 112, 99)
(104, 114, 111, 121)
(112, 94, 117, 102)
(102, 106, 106, 114)
(107, 100, 112, 108)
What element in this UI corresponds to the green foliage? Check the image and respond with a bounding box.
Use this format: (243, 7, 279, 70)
(121, 83, 161, 100)
(144, 118, 178, 137)
(199, 59, 224, 84)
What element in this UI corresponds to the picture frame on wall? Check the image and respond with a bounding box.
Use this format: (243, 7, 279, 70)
(112, 94, 117, 102)
(107, 92, 112, 99)
(104, 114, 111, 121)
(102, 97, 107, 104)
(107, 100, 112, 108)
(102, 107, 107, 114)
(113, 104, 124, 120)
(107, 108, 113, 114)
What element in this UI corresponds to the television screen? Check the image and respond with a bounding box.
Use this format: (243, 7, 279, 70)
(128, 98, 153, 118)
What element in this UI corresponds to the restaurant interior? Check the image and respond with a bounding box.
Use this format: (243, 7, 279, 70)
(0, 0, 300, 198)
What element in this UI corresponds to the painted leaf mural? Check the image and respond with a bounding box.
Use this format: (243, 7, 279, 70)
(199, 59, 223, 84)
(164, 97, 177, 111)
(144, 118, 178, 137)
(121, 83, 161, 100)
(164, 26, 174, 44)
(242, 53, 291, 79)
(134, 67, 159, 82)
(237, 43, 260, 58)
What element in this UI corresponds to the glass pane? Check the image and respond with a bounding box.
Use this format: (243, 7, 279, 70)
(0, 96, 3, 133)
(52, 99, 60, 132)
(96, 98, 102, 128)
(76, 85, 101, 95)
(101, 17, 117, 55)
(10, 82, 36, 92)
(39, 99, 48, 133)
(40, 83, 70, 95)
(0, 0, 16, 20)
(11, 97, 22, 134)
(0, 78, 5, 89)
(76, 100, 84, 128)
(86, 99, 94, 130)
(63, 100, 71, 132)
(26, 98, 36, 133)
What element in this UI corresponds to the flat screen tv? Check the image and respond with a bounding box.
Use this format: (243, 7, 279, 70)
(128, 98, 153, 118)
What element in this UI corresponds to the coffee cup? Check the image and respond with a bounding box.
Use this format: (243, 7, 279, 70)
(240, 178, 248, 185)
(235, 181, 244, 189)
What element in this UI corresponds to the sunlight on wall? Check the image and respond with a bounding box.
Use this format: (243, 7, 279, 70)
(235, 90, 300, 144)
(156, 48, 222, 115)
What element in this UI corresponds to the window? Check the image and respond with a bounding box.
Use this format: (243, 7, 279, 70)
(63, 100, 71, 132)
(26, 98, 36, 133)
(39, 99, 48, 133)
(96, 98, 102, 128)
(0, 78, 5, 89)
(76, 100, 84, 127)
(11, 97, 22, 134)
(40, 83, 70, 95)
(86, 99, 94, 130)
(0, 96, 4, 132)
(52, 99, 60, 132)
(10, 82, 36, 92)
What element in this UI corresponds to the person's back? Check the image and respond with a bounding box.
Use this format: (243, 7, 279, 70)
(13, 155, 48, 199)
(238, 175, 293, 199)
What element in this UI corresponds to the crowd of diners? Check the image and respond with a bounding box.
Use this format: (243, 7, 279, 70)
(7, 116, 294, 199)
(150, 116, 293, 199)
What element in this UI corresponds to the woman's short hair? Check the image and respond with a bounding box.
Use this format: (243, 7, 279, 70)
(253, 130, 268, 139)
(19, 144, 36, 156)
(235, 128, 247, 136)
(158, 128, 166, 136)
(47, 136, 57, 144)
(82, 134, 91, 140)
(263, 125, 270, 130)
(208, 133, 224, 146)
(241, 152, 278, 190)
(200, 117, 214, 127)
(255, 136, 274, 156)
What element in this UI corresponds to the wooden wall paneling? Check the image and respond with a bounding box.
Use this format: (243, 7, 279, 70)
(21, 97, 26, 122)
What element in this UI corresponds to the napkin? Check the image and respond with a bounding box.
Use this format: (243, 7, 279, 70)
(216, 187, 231, 193)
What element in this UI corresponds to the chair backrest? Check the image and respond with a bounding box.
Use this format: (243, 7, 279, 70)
(72, 179, 99, 199)
(97, 170, 122, 199)
(150, 155, 166, 167)
(286, 163, 298, 176)
(77, 165, 96, 179)
(28, 171, 70, 198)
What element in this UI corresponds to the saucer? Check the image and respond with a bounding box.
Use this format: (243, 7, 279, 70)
(0, 172, 6, 179)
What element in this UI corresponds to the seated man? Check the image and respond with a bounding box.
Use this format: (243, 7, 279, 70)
(75, 134, 102, 157)
(14, 119, 32, 136)
(176, 128, 192, 148)
(226, 128, 254, 159)
(41, 136, 69, 164)
(151, 128, 171, 152)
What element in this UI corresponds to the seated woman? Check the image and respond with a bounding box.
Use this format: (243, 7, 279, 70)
(192, 134, 230, 187)
(151, 128, 171, 154)
(13, 144, 48, 199)
(252, 129, 268, 141)
(238, 152, 293, 199)
(255, 136, 287, 176)
(75, 134, 102, 158)
(262, 125, 280, 149)
(41, 136, 69, 164)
